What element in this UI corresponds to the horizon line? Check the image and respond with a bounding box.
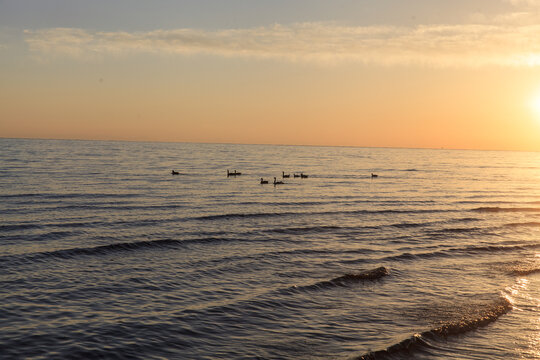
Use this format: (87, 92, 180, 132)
(1, 136, 538, 154)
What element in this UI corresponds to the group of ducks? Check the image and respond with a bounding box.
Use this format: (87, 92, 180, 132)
(260, 171, 309, 185)
(172, 169, 378, 184)
(226, 169, 309, 185)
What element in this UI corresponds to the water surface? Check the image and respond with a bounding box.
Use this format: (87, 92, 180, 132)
(1, 139, 540, 359)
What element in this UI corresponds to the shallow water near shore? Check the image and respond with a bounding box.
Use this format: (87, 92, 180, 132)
(2, 138, 540, 359)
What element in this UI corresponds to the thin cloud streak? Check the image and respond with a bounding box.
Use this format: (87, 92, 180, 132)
(505, 0, 540, 6)
(23, 22, 540, 67)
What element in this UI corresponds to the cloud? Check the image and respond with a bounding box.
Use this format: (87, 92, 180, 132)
(505, 0, 540, 6)
(22, 22, 540, 67)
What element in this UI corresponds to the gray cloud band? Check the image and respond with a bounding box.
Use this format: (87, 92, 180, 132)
(23, 23, 540, 67)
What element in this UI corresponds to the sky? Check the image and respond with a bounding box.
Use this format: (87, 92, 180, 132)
(3, 0, 540, 150)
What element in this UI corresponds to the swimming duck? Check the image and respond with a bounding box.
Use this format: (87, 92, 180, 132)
(371, 173, 378, 178)
(171, 170, 179, 175)
(300, 173, 308, 178)
(227, 170, 242, 177)
(260, 178, 269, 184)
(282, 171, 290, 178)
(273, 177, 284, 185)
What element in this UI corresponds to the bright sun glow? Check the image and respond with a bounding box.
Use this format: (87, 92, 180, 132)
(530, 92, 540, 118)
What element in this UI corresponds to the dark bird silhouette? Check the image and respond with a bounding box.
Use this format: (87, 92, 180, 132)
(227, 169, 242, 177)
(300, 173, 308, 178)
(273, 177, 284, 185)
(260, 178, 269, 184)
(282, 171, 290, 178)
(371, 173, 378, 178)
(294, 173, 300, 178)
(171, 170, 179, 175)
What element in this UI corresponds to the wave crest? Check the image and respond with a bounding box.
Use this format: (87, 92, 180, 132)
(0, 237, 232, 267)
(357, 297, 512, 360)
(290, 266, 389, 293)
(473, 207, 540, 213)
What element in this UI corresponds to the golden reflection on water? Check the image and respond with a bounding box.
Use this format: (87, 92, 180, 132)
(528, 317, 540, 360)
(505, 276, 540, 359)
(505, 278, 529, 302)
(524, 288, 540, 360)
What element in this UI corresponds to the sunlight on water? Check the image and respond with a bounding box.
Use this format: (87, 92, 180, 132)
(521, 277, 540, 359)
(503, 276, 540, 359)
(527, 316, 540, 359)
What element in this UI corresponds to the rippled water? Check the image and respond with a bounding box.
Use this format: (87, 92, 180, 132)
(2, 138, 540, 359)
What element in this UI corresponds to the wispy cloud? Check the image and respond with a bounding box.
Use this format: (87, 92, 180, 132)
(505, 0, 540, 6)
(22, 22, 540, 67)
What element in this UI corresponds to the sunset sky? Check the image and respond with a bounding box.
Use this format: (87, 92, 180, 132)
(3, 0, 540, 150)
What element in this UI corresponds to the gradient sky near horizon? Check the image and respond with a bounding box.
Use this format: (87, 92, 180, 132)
(3, 1, 540, 150)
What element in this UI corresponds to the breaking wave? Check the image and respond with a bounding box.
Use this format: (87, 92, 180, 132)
(472, 207, 540, 213)
(357, 297, 512, 360)
(288, 267, 389, 293)
(511, 267, 540, 276)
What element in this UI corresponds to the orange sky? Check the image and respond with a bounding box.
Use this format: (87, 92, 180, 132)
(3, 1, 540, 151)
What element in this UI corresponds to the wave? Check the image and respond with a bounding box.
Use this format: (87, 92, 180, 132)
(361, 243, 540, 264)
(195, 212, 289, 221)
(0, 220, 109, 232)
(1, 203, 188, 215)
(504, 221, 540, 228)
(357, 297, 512, 360)
(41, 203, 187, 212)
(456, 200, 514, 205)
(25, 239, 183, 261)
(228, 200, 332, 207)
(0, 223, 42, 231)
(391, 217, 480, 230)
(265, 218, 480, 235)
(425, 227, 489, 239)
(511, 267, 540, 276)
(178, 266, 391, 316)
(0, 218, 185, 233)
(461, 243, 540, 253)
(0, 192, 139, 200)
(503, 261, 540, 276)
(0, 193, 43, 199)
(288, 267, 389, 293)
(472, 206, 540, 213)
(267, 225, 343, 234)
(0, 237, 233, 267)
(193, 208, 452, 221)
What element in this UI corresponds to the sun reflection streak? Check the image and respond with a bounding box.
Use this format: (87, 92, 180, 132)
(524, 294, 540, 359)
(503, 278, 529, 310)
(504, 275, 540, 358)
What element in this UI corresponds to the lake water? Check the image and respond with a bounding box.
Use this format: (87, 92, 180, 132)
(1, 138, 540, 359)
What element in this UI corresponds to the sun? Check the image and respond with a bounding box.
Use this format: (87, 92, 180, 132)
(529, 92, 540, 118)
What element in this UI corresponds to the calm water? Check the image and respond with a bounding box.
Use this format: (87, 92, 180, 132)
(2, 138, 540, 359)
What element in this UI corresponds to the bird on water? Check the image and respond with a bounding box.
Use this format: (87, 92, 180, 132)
(227, 169, 242, 177)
